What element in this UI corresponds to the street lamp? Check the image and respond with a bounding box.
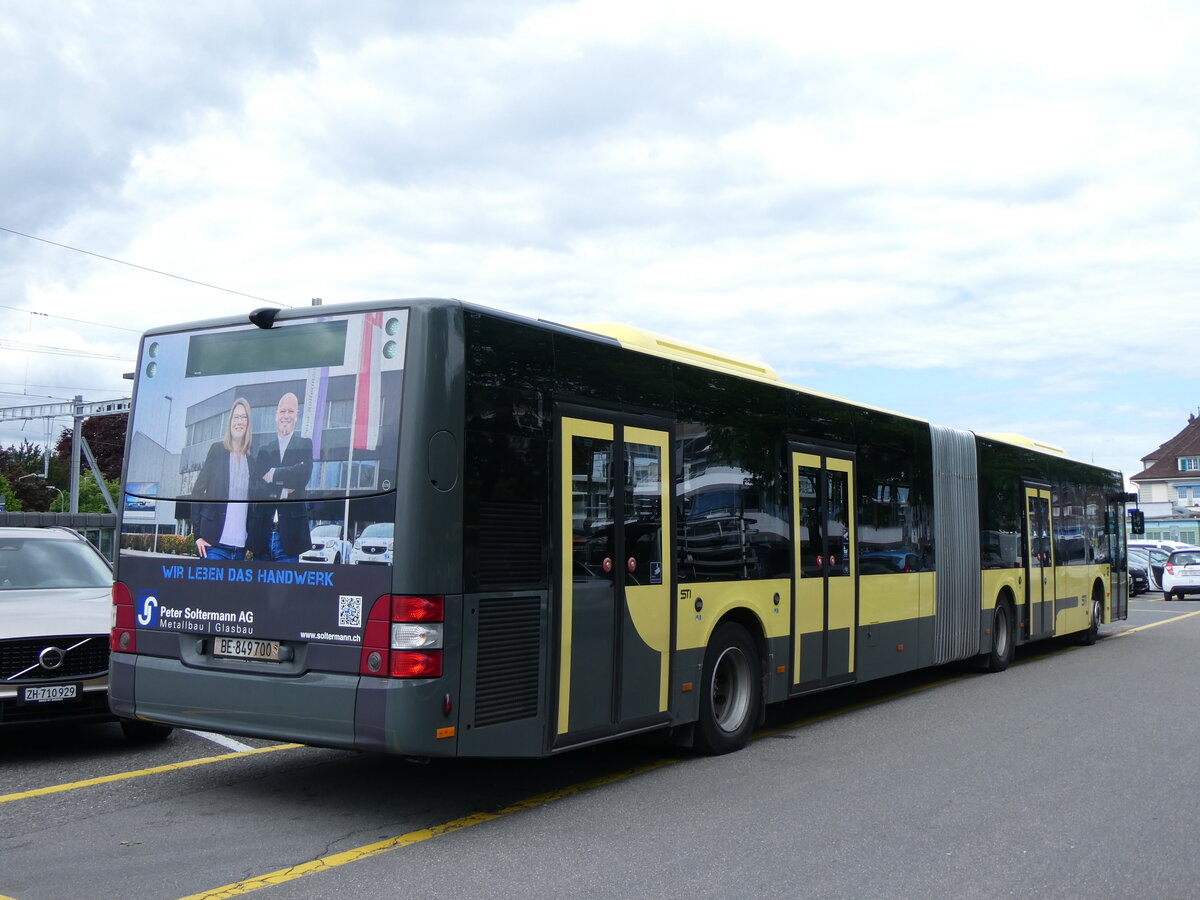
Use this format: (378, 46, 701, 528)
(15, 473, 65, 512)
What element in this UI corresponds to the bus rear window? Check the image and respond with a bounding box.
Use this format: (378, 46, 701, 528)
(124, 310, 406, 508)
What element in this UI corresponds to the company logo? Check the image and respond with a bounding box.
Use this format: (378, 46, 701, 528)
(137, 593, 160, 627)
(38, 646, 66, 671)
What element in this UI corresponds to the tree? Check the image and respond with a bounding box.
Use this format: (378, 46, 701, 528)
(54, 413, 128, 482)
(0, 440, 65, 511)
(0, 439, 47, 474)
(76, 471, 121, 513)
(0, 474, 22, 512)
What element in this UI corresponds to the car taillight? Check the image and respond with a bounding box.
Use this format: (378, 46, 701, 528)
(1166, 564, 1176, 575)
(359, 595, 444, 678)
(111, 581, 137, 653)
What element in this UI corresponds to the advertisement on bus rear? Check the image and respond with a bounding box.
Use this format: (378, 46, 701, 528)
(120, 309, 406, 642)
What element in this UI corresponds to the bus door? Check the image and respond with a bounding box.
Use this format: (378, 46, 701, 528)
(791, 448, 857, 692)
(1025, 484, 1055, 639)
(555, 414, 672, 747)
(1108, 495, 1129, 621)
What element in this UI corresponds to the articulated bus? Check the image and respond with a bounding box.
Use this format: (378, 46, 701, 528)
(111, 300, 1129, 757)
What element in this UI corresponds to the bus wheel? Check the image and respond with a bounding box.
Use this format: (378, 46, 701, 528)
(695, 622, 760, 755)
(982, 599, 1013, 673)
(1080, 588, 1102, 645)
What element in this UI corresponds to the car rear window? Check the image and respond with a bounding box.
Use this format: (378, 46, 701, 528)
(1169, 551, 1200, 566)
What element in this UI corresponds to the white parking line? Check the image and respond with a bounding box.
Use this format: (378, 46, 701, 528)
(187, 730, 257, 753)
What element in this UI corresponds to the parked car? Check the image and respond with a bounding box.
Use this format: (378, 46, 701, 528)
(0, 526, 171, 740)
(350, 522, 394, 565)
(859, 550, 924, 575)
(1128, 540, 1200, 554)
(1162, 549, 1200, 601)
(298, 524, 353, 565)
(1128, 546, 1170, 591)
(1128, 564, 1149, 596)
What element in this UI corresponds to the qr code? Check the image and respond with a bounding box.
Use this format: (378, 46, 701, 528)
(338, 595, 363, 628)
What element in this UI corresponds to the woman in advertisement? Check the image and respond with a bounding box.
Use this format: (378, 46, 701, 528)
(192, 397, 253, 560)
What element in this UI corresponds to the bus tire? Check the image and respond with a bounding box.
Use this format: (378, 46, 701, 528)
(694, 622, 760, 755)
(982, 599, 1014, 673)
(1080, 586, 1103, 645)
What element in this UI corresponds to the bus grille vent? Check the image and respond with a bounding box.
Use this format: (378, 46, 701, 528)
(478, 501, 544, 587)
(474, 595, 542, 727)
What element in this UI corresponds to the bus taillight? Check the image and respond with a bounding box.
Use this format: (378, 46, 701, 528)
(393, 594, 443, 622)
(360, 595, 444, 678)
(111, 581, 137, 653)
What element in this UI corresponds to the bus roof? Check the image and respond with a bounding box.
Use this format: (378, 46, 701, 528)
(563, 319, 927, 424)
(976, 433, 1067, 457)
(135, 297, 1105, 472)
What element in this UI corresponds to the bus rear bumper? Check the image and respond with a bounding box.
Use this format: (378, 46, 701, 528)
(111, 653, 359, 748)
(109, 653, 459, 755)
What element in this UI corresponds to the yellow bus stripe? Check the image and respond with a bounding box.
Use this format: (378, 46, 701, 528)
(0, 743, 302, 805)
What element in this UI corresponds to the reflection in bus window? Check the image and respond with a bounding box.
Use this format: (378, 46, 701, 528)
(676, 424, 788, 582)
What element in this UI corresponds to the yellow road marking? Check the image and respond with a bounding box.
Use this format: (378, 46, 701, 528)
(175, 758, 678, 900)
(0, 743, 302, 805)
(182, 611, 1191, 900)
(1111, 608, 1200, 636)
(7, 610, 1182, 899)
(182, 666, 980, 899)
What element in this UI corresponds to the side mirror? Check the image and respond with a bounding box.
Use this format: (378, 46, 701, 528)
(1130, 509, 1145, 535)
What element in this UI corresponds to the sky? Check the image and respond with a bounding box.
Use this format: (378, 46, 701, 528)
(2, 0, 1199, 486)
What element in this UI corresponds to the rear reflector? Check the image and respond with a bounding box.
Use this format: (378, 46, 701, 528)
(359, 595, 444, 678)
(111, 581, 137, 653)
(391, 651, 443, 678)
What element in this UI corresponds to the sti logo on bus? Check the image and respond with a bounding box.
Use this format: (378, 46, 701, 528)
(137, 593, 160, 627)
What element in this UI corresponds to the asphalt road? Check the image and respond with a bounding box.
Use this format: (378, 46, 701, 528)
(3, 598, 1198, 900)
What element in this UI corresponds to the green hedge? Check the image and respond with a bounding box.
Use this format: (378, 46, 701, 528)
(121, 533, 197, 556)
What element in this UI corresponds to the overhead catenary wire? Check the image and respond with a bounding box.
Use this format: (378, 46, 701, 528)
(0, 338, 132, 361)
(0, 225, 290, 307)
(0, 302, 143, 333)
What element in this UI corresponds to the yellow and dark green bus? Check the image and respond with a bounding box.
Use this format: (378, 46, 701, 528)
(111, 299, 1129, 757)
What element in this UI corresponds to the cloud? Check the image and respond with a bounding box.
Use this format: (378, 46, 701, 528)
(3, 0, 1200, 481)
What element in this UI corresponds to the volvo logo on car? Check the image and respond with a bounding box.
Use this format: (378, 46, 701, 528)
(38, 646, 66, 671)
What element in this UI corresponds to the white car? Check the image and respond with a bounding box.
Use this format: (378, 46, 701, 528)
(0, 526, 170, 741)
(1162, 548, 1200, 601)
(299, 524, 353, 565)
(1129, 540, 1199, 554)
(350, 522, 393, 565)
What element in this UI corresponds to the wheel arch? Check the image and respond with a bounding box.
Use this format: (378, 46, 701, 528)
(712, 606, 769, 720)
(714, 606, 768, 669)
(993, 585, 1017, 648)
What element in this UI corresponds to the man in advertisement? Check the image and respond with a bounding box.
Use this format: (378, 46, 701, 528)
(248, 391, 312, 562)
